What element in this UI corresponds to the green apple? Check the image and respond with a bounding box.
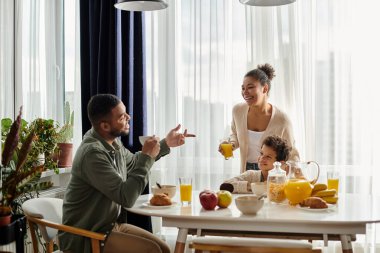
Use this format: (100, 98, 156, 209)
(217, 190, 232, 208)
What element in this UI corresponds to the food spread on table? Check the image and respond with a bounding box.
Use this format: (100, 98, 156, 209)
(150, 193, 172, 206)
(300, 196, 328, 209)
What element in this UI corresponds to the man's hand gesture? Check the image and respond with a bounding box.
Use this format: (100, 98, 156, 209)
(165, 124, 196, 148)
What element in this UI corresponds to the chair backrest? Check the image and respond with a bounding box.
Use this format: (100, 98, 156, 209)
(22, 197, 63, 242)
(189, 236, 322, 253)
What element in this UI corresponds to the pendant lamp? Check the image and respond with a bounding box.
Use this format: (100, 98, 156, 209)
(114, 0, 168, 11)
(239, 0, 296, 7)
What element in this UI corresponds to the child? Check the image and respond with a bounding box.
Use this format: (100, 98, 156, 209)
(220, 135, 291, 193)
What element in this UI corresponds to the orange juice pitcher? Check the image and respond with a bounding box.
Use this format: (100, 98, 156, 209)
(284, 161, 320, 205)
(286, 161, 320, 184)
(284, 179, 313, 205)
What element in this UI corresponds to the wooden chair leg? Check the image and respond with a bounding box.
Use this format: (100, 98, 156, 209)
(46, 240, 54, 253)
(91, 239, 101, 253)
(27, 220, 39, 253)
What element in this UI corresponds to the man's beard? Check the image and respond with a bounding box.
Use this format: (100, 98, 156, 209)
(109, 128, 129, 138)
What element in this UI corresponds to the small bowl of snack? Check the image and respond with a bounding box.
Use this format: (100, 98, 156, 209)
(151, 184, 176, 199)
(235, 195, 264, 215)
(251, 182, 267, 196)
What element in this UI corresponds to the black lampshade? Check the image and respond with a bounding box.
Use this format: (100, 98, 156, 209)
(114, 0, 168, 11)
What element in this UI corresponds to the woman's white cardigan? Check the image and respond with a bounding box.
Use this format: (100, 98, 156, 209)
(230, 103, 299, 173)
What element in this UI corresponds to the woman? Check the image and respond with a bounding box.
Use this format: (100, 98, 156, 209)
(220, 63, 299, 173)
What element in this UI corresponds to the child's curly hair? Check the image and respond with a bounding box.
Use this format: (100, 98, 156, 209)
(262, 135, 292, 161)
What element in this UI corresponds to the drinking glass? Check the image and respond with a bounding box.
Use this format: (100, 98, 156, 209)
(220, 139, 233, 160)
(179, 177, 192, 205)
(327, 169, 340, 194)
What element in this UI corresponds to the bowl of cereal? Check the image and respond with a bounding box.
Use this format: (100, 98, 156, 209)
(151, 184, 176, 199)
(235, 195, 264, 215)
(251, 182, 267, 196)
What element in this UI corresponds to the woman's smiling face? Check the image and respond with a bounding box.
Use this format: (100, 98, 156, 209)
(241, 76, 268, 106)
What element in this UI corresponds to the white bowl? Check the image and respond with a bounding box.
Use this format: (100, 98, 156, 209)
(139, 136, 159, 145)
(151, 185, 176, 199)
(251, 182, 267, 196)
(235, 195, 264, 215)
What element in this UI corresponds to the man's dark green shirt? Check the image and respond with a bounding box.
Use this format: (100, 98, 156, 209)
(59, 128, 170, 252)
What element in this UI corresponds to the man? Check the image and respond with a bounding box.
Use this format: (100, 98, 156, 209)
(59, 94, 195, 253)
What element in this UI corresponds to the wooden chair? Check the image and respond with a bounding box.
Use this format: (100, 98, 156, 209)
(189, 236, 322, 253)
(22, 198, 106, 253)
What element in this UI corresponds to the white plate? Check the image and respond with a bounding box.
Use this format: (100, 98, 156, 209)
(142, 202, 178, 209)
(297, 204, 336, 212)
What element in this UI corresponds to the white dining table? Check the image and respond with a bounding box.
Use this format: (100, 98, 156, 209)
(126, 192, 380, 253)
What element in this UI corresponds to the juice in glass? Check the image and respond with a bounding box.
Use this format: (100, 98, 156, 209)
(180, 184, 192, 202)
(220, 143, 233, 160)
(327, 169, 340, 194)
(179, 177, 192, 205)
(327, 178, 339, 193)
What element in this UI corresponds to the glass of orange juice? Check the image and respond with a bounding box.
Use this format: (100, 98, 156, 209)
(179, 177, 192, 205)
(327, 169, 340, 194)
(220, 139, 233, 160)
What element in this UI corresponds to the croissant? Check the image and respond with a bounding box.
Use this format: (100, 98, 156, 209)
(300, 197, 328, 209)
(150, 193, 172, 206)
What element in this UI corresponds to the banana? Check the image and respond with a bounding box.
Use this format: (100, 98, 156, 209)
(311, 184, 328, 196)
(312, 189, 336, 197)
(322, 196, 339, 204)
(312, 183, 327, 193)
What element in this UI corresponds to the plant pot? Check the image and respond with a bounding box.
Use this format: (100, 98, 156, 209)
(0, 214, 11, 227)
(0, 206, 12, 227)
(57, 143, 73, 168)
(0, 214, 26, 252)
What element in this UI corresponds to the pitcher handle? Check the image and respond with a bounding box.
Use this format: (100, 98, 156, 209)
(307, 160, 320, 184)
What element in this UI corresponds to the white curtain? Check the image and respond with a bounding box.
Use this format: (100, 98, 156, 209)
(0, 0, 81, 147)
(15, 0, 65, 122)
(146, 0, 304, 190)
(65, 0, 82, 152)
(145, 0, 380, 197)
(0, 0, 15, 119)
(0, 0, 65, 123)
(146, 0, 245, 191)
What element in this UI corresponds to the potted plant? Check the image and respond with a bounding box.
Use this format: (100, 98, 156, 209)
(56, 101, 74, 168)
(1, 108, 59, 226)
(29, 118, 60, 172)
(0, 107, 43, 226)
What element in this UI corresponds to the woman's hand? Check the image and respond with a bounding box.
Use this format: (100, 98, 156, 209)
(218, 140, 235, 156)
(218, 141, 228, 156)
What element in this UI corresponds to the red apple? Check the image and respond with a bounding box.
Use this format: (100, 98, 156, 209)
(199, 190, 218, 210)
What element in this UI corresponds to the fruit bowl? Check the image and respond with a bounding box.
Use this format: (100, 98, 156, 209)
(235, 195, 264, 215)
(151, 185, 176, 199)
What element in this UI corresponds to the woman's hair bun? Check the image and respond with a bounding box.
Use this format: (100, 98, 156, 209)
(257, 63, 276, 81)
